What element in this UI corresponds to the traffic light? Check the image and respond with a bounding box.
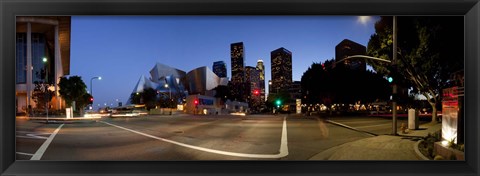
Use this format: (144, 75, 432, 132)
(253, 90, 259, 95)
(275, 99, 281, 107)
(387, 76, 393, 83)
(194, 99, 199, 105)
(386, 64, 399, 84)
(90, 97, 94, 104)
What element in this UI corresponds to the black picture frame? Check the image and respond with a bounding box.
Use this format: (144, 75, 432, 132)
(1, 0, 478, 176)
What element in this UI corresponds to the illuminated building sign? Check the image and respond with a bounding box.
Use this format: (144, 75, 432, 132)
(441, 86, 463, 144)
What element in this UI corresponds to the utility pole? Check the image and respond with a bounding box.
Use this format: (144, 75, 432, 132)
(392, 16, 398, 135)
(43, 57, 49, 122)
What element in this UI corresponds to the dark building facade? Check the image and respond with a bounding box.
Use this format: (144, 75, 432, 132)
(289, 81, 302, 100)
(230, 42, 246, 101)
(270, 47, 292, 94)
(335, 39, 367, 71)
(16, 16, 71, 113)
(212, 61, 227, 78)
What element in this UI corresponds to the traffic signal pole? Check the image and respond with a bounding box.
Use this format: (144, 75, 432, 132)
(392, 16, 398, 136)
(334, 16, 398, 135)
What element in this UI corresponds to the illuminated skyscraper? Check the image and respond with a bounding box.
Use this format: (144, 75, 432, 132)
(246, 66, 261, 111)
(256, 60, 266, 101)
(212, 61, 227, 78)
(230, 42, 246, 101)
(231, 42, 245, 84)
(270, 47, 292, 94)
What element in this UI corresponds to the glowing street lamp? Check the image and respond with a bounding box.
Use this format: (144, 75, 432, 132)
(164, 84, 171, 99)
(90, 76, 102, 106)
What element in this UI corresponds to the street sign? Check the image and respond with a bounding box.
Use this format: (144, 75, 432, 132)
(441, 86, 463, 144)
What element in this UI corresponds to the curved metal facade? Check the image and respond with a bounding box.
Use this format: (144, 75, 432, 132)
(186, 66, 227, 95)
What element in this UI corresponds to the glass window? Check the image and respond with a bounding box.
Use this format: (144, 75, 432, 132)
(16, 33, 27, 84)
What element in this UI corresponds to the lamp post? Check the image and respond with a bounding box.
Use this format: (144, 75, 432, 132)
(392, 16, 398, 136)
(90, 76, 102, 108)
(339, 16, 398, 135)
(165, 84, 172, 115)
(42, 57, 49, 122)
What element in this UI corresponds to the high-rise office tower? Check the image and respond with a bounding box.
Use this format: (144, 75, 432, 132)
(256, 60, 266, 102)
(270, 47, 292, 94)
(245, 66, 261, 112)
(230, 42, 246, 101)
(212, 61, 227, 78)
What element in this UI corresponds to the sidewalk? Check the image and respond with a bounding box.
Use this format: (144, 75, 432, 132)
(309, 122, 442, 160)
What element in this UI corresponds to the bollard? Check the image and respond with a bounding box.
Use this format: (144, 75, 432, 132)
(408, 108, 419, 130)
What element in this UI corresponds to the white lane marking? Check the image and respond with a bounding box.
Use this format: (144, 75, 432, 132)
(26, 133, 49, 139)
(16, 152, 35, 156)
(279, 117, 289, 156)
(30, 124, 64, 160)
(100, 117, 289, 159)
(16, 131, 51, 139)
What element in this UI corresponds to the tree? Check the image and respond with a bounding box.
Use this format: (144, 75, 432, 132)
(143, 88, 157, 111)
(58, 76, 91, 115)
(32, 81, 54, 112)
(130, 92, 142, 105)
(367, 16, 464, 122)
(129, 88, 157, 110)
(301, 61, 390, 112)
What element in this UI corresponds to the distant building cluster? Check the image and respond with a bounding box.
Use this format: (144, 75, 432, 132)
(127, 39, 367, 114)
(12, 16, 371, 116)
(229, 42, 268, 112)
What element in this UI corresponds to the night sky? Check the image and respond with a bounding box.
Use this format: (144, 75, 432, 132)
(70, 16, 379, 108)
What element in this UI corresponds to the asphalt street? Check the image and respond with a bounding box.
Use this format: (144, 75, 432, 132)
(15, 114, 416, 160)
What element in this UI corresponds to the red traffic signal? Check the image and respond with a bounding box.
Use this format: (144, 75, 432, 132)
(194, 99, 198, 105)
(90, 97, 94, 103)
(253, 90, 259, 95)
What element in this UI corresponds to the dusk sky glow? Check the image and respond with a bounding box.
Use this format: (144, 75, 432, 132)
(70, 16, 379, 107)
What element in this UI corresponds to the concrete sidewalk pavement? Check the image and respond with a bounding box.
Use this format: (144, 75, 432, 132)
(310, 122, 442, 160)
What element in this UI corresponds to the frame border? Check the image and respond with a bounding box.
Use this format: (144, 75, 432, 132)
(1, 0, 479, 176)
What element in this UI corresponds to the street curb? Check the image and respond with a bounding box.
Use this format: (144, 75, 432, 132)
(414, 140, 430, 160)
(308, 145, 344, 160)
(325, 120, 377, 137)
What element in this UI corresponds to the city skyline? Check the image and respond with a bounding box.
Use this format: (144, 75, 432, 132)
(70, 16, 378, 107)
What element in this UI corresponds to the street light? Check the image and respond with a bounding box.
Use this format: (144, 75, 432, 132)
(42, 57, 49, 122)
(165, 83, 172, 115)
(336, 16, 398, 135)
(90, 76, 102, 107)
(338, 53, 398, 135)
